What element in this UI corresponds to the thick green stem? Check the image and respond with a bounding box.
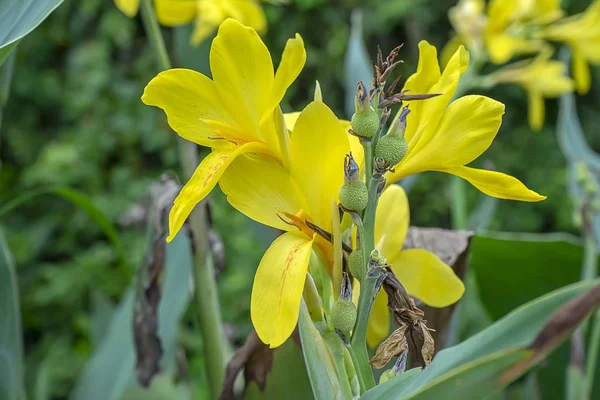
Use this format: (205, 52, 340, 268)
(583, 234, 599, 387)
(450, 176, 468, 230)
(363, 140, 373, 183)
(140, 0, 228, 395)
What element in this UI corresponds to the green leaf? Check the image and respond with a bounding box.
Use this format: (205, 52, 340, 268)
(69, 233, 193, 400)
(0, 0, 65, 66)
(0, 186, 129, 271)
(0, 229, 25, 400)
(362, 279, 600, 399)
(344, 10, 372, 119)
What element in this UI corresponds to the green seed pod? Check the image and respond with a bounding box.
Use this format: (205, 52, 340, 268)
(350, 81, 380, 139)
(375, 135, 408, 168)
(331, 298, 357, 335)
(379, 369, 396, 384)
(339, 153, 368, 212)
(348, 250, 364, 281)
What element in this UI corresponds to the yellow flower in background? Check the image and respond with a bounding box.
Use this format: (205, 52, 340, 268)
(447, 0, 487, 55)
(485, 0, 562, 64)
(218, 100, 351, 348)
(142, 19, 306, 241)
(115, 0, 266, 45)
(366, 185, 464, 347)
(385, 41, 545, 202)
(488, 49, 574, 130)
(542, 0, 600, 94)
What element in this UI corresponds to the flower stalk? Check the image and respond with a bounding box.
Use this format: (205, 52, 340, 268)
(139, 0, 228, 395)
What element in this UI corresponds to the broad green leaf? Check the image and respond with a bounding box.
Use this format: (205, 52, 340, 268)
(69, 233, 193, 400)
(0, 229, 25, 400)
(362, 279, 600, 399)
(0, 186, 129, 271)
(344, 10, 372, 119)
(0, 0, 64, 66)
(298, 301, 351, 399)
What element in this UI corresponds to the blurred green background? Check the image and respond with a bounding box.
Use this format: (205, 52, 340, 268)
(1, 0, 599, 398)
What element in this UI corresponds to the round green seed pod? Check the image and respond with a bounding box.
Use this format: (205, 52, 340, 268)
(351, 108, 380, 139)
(375, 135, 408, 168)
(379, 369, 396, 384)
(349, 250, 364, 281)
(331, 299, 357, 335)
(339, 180, 368, 212)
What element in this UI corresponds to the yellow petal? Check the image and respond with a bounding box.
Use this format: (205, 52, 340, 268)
(527, 91, 544, 131)
(389, 95, 504, 181)
(262, 34, 306, 124)
(573, 46, 592, 95)
(290, 101, 350, 228)
(402, 41, 442, 143)
(283, 112, 301, 131)
(375, 185, 409, 262)
(142, 69, 243, 147)
(448, 166, 547, 201)
(210, 19, 274, 136)
(440, 36, 463, 69)
(154, 0, 197, 26)
(167, 142, 268, 242)
(367, 289, 390, 348)
(114, 0, 139, 17)
(390, 249, 465, 308)
(219, 153, 309, 231)
(222, 0, 267, 35)
(252, 232, 314, 348)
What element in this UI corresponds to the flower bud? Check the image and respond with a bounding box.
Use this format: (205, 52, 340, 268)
(348, 250, 363, 281)
(351, 81, 380, 139)
(375, 106, 409, 168)
(332, 273, 357, 335)
(339, 153, 368, 212)
(379, 369, 396, 384)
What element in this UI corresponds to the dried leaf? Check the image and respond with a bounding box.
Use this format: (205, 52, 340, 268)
(370, 325, 408, 369)
(419, 322, 435, 366)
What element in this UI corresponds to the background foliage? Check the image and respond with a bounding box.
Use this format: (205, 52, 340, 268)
(0, 0, 599, 398)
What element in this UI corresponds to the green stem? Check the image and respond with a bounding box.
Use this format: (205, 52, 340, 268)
(346, 342, 367, 393)
(0, 50, 15, 133)
(583, 233, 599, 386)
(363, 140, 373, 183)
(140, 1, 228, 395)
(586, 311, 600, 387)
(450, 176, 468, 230)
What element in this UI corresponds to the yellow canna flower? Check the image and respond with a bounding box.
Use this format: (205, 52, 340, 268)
(384, 41, 545, 202)
(447, 0, 487, 55)
(541, 0, 600, 94)
(218, 100, 351, 348)
(366, 185, 464, 347)
(485, 0, 562, 64)
(142, 19, 306, 242)
(487, 49, 574, 131)
(114, 0, 267, 45)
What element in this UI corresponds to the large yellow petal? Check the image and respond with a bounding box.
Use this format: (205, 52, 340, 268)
(402, 41, 442, 143)
(283, 112, 301, 130)
(375, 185, 409, 262)
(367, 289, 390, 348)
(527, 91, 544, 131)
(392, 95, 504, 181)
(448, 166, 546, 201)
(219, 153, 309, 231)
(252, 232, 314, 348)
(210, 19, 274, 136)
(222, 0, 267, 35)
(142, 69, 243, 147)
(573, 46, 592, 95)
(167, 142, 268, 242)
(154, 0, 197, 26)
(114, 0, 139, 17)
(290, 101, 350, 228)
(390, 249, 465, 308)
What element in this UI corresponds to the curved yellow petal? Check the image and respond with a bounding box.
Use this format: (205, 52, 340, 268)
(440, 36, 463, 70)
(375, 185, 409, 262)
(219, 153, 309, 231)
(527, 91, 544, 131)
(167, 142, 268, 242)
(252, 232, 314, 348)
(367, 289, 390, 348)
(283, 112, 301, 131)
(290, 101, 350, 228)
(210, 19, 274, 136)
(114, 0, 139, 17)
(573, 46, 592, 95)
(391, 95, 504, 181)
(390, 249, 464, 308)
(223, 0, 267, 35)
(142, 69, 241, 147)
(448, 166, 546, 201)
(155, 0, 197, 26)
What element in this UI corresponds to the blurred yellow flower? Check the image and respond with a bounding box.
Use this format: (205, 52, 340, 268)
(488, 49, 574, 130)
(366, 185, 464, 347)
(142, 19, 305, 241)
(385, 41, 545, 202)
(542, 0, 600, 94)
(485, 0, 562, 64)
(115, 0, 267, 45)
(218, 100, 351, 348)
(447, 0, 487, 55)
